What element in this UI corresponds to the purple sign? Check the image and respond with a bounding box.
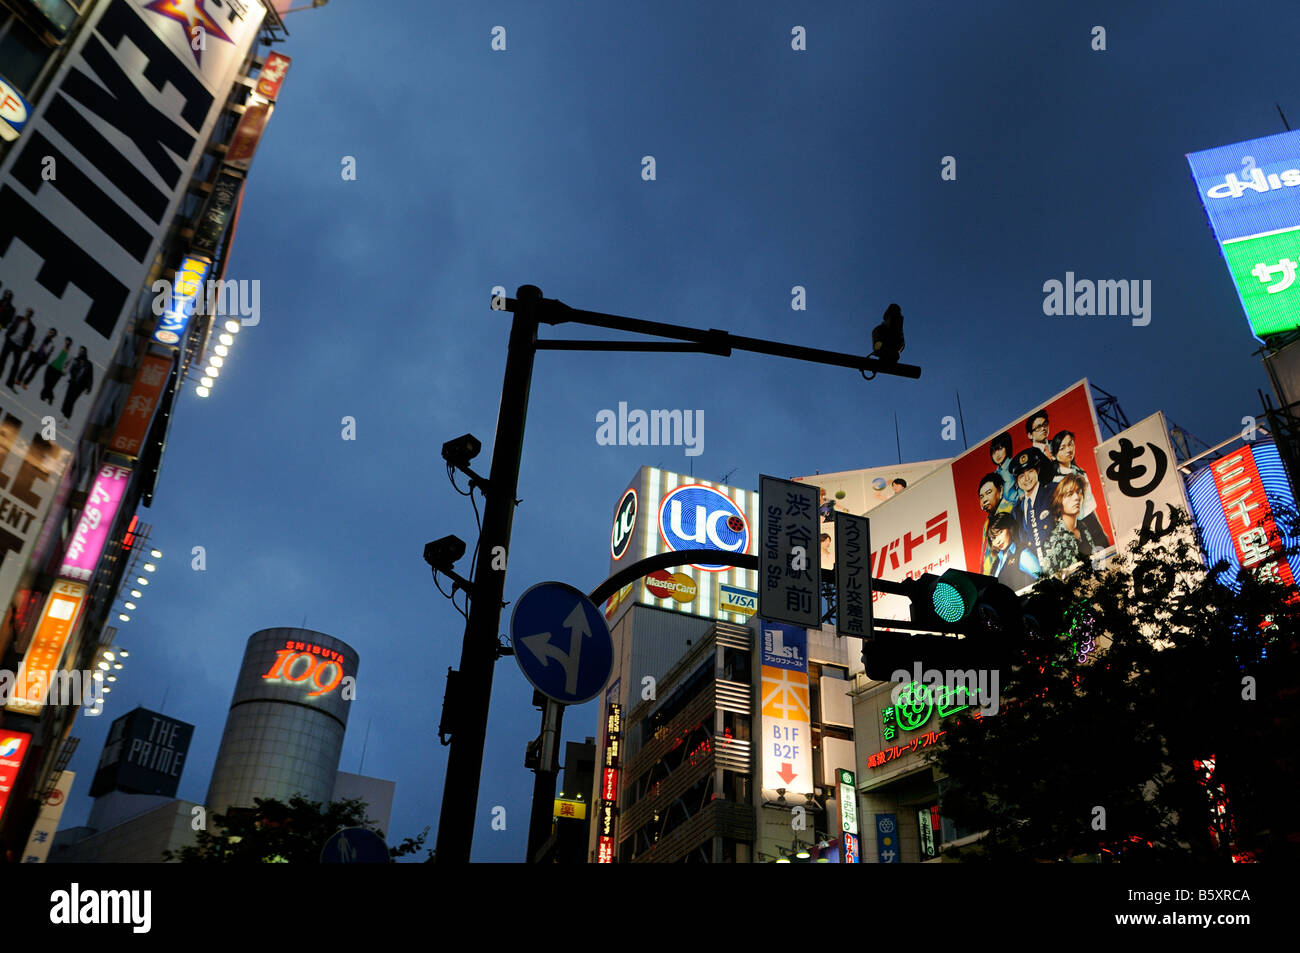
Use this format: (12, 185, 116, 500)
(59, 463, 131, 582)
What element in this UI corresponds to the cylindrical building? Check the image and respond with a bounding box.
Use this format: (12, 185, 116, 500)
(206, 628, 359, 815)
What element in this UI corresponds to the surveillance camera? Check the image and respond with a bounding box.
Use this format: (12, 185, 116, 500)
(424, 535, 467, 572)
(442, 434, 482, 469)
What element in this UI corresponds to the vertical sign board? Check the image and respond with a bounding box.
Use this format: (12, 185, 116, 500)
(152, 255, 211, 347)
(5, 580, 85, 715)
(1188, 441, 1300, 595)
(1187, 129, 1300, 341)
(597, 701, 622, 863)
(0, 730, 33, 826)
(759, 621, 813, 799)
(254, 51, 291, 101)
(107, 353, 174, 457)
(57, 462, 131, 582)
(838, 768, 859, 864)
(190, 169, 245, 259)
(1095, 412, 1197, 558)
(0, 0, 267, 616)
(758, 475, 821, 628)
(834, 512, 871, 638)
(20, 770, 74, 863)
(875, 813, 900, 864)
(918, 808, 937, 859)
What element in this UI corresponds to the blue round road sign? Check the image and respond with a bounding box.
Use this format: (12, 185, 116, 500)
(321, 827, 389, 863)
(511, 582, 614, 704)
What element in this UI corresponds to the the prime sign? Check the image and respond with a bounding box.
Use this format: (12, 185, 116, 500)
(0, 0, 266, 612)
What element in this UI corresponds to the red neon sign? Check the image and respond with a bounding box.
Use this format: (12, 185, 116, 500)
(261, 646, 345, 697)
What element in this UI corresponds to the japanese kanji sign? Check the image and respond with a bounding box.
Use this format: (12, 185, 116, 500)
(20, 770, 74, 863)
(834, 512, 871, 638)
(58, 463, 132, 583)
(760, 621, 813, 800)
(5, 580, 86, 716)
(108, 353, 174, 458)
(759, 475, 821, 628)
(1095, 412, 1199, 560)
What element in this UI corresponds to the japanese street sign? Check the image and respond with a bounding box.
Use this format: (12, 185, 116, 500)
(834, 512, 871, 637)
(759, 475, 821, 628)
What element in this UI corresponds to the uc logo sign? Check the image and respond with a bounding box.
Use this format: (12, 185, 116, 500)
(658, 484, 749, 572)
(610, 488, 637, 561)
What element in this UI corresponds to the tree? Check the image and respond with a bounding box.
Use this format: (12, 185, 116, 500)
(163, 795, 433, 863)
(932, 507, 1300, 862)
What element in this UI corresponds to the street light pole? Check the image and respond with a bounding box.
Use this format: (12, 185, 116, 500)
(434, 286, 541, 864)
(433, 287, 919, 863)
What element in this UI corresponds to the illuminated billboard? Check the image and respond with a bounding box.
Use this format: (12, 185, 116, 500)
(605, 467, 759, 625)
(58, 462, 132, 582)
(152, 255, 211, 346)
(863, 381, 1115, 624)
(759, 621, 813, 801)
(0, 0, 267, 616)
(0, 730, 32, 826)
(1188, 129, 1300, 339)
(1187, 441, 1300, 594)
(5, 580, 85, 716)
(108, 353, 173, 458)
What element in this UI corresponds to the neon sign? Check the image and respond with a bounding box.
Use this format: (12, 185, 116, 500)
(881, 682, 970, 741)
(261, 641, 347, 697)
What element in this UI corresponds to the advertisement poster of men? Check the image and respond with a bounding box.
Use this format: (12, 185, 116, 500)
(861, 380, 1118, 627)
(950, 380, 1115, 586)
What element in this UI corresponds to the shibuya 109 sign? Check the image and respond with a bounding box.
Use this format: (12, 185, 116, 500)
(260, 640, 351, 698)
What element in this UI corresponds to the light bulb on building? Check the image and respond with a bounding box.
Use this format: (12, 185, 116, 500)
(196, 385, 210, 397)
(225, 320, 241, 334)
(150, 550, 162, 558)
(118, 650, 128, 658)
(210, 355, 224, 369)
(118, 614, 130, 622)
(131, 590, 143, 598)
(200, 378, 213, 389)
(144, 563, 156, 572)
(124, 602, 136, 610)
(219, 333, 234, 347)
(214, 344, 229, 357)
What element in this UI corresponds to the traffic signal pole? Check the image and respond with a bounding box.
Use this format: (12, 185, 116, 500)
(434, 287, 541, 864)
(434, 288, 920, 863)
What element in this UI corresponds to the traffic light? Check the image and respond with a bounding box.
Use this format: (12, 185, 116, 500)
(871, 303, 905, 363)
(905, 568, 1023, 637)
(860, 569, 1023, 680)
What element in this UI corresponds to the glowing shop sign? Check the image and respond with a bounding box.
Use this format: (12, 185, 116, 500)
(880, 681, 970, 742)
(261, 640, 347, 697)
(152, 256, 211, 346)
(597, 702, 622, 863)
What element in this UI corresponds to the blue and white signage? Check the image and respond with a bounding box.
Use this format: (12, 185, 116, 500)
(511, 581, 614, 704)
(876, 813, 901, 864)
(152, 255, 211, 346)
(658, 483, 750, 571)
(761, 621, 806, 671)
(0, 76, 31, 142)
(321, 827, 389, 863)
(1188, 129, 1300, 243)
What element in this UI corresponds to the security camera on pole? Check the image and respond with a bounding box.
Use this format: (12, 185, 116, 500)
(428, 286, 922, 863)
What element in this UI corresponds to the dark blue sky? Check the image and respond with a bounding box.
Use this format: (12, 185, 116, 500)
(60, 0, 1300, 860)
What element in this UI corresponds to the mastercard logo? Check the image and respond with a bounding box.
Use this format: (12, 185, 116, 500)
(644, 570, 698, 603)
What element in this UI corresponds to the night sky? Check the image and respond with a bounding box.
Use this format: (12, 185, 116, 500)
(57, 0, 1300, 860)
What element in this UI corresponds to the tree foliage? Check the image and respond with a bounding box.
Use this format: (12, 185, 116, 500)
(932, 508, 1300, 862)
(163, 795, 433, 863)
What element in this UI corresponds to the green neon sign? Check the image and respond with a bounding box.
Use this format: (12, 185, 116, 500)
(1221, 226, 1300, 338)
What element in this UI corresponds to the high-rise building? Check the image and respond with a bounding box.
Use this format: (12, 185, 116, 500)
(0, 0, 294, 859)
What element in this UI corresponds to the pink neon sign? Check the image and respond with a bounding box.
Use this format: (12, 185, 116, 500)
(59, 463, 132, 582)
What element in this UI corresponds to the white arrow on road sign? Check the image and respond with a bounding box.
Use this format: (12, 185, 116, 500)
(519, 604, 592, 696)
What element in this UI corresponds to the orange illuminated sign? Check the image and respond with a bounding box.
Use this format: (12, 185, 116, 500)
(5, 581, 85, 715)
(261, 641, 347, 697)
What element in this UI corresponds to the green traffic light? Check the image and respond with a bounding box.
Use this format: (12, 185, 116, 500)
(931, 569, 978, 622)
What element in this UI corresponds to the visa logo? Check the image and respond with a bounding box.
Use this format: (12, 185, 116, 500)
(719, 584, 757, 615)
